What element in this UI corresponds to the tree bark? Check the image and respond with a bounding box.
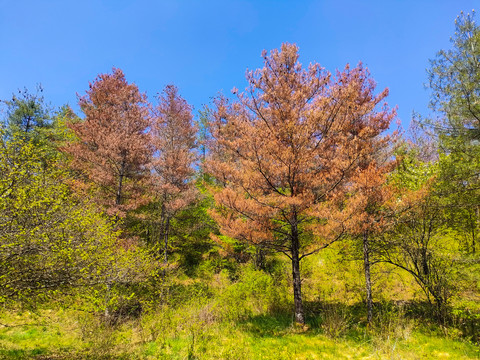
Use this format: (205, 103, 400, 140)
(116, 159, 126, 206)
(254, 247, 266, 271)
(158, 203, 166, 258)
(474, 206, 478, 254)
(164, 216, 170, 265)
(363, 231, 373, 323)
(291, 222, 305, 325)
(159, 212, 170, 281)
(104, 282, 112, 322)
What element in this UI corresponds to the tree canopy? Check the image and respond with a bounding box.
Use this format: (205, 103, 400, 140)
(206, 43, 395, 323)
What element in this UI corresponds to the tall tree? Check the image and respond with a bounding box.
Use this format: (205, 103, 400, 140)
(429, 11, 480, 138)
(206, 43, 395, 324)
(150, 85, 197, 266)
(65, 68, 151, 217)
(344, 157, 395, 323)
(339, 126, 397, 323)
(427, 11, 480, 254)
(1, 86, 52, 143)
(196, 106, 213, 176)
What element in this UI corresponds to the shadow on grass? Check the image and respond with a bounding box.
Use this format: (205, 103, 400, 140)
(236, 312, 295, 337)
(236, 299, 480, 343)
(236, 301, 366, 339)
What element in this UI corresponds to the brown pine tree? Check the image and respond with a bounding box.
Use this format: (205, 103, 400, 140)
(150, 85, 197, 265)
(206, 43, 395, 324)
(65, 68, 151, 217)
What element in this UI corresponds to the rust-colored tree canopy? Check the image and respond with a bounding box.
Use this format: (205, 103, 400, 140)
(149, 85, 197, 264)
(206, 43, 396, 323)
(342, 156, 397, 237)
(65, 68, 151, 217)
(150, 84, 197, 215)
(207, 43, 395, 251)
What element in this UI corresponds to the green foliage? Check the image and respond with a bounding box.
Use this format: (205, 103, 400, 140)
(48, 105, 80, 146)
(125, 179, 218, 280)
(214, 265, 290, 320)
(426, 11, 480, 255)
(2, 300, 480, 359)
(379, 150, 456, 316)
(428, 11, 480, 135)
(0, 130, 153, 307)
(1, 86, 52, 144)
(390, 144, 437, 191)
(169, 186, 218, 275)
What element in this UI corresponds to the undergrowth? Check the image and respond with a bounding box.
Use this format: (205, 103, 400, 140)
(0, 259, 479, 359)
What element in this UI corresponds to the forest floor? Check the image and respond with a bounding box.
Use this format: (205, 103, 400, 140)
(1, 305, 479, 359)
(1, 251, 479, 359)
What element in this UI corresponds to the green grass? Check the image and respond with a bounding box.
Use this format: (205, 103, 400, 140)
(1, 255, 479, 359)
(1, 309, 479, 360)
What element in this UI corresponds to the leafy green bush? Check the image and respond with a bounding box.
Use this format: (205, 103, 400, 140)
(213, 265, 290, 321)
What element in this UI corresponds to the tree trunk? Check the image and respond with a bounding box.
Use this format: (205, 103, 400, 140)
(25, 116, 32, 133)
(158, 203, 166, 258)
(164, 216, 170, 265)
(363, 231, 373, 323)
(104, 282, 112, 322)
(160, 208, 170, 281)
(472, 206, 479, 254)
(254, 247, 266, 271)
(433, 291, 447, 323)
(291, 222, 305, 325)
(109, 162, 125, 321)
(116, 161, 125, 206)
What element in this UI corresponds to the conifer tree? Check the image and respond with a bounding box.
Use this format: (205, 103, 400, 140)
(207, 43, 395, 324)
(65, 68, 151, 217)
(150, 85, 197, 264)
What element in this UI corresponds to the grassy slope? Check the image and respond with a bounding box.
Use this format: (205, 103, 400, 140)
(0, 310, 479, 359)
(1, 248, 479, 359)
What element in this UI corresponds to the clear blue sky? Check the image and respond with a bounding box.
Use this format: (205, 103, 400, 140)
(0, 0, 477, 129)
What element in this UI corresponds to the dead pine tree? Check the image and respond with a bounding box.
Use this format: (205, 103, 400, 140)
(206, 43, 395, 325)
(150, 85, 197, 277)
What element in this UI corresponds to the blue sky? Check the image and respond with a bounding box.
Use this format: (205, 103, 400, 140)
(0, 0, 478, 130)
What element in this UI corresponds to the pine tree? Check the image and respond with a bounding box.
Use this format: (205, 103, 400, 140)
(65, 68, 151, 217)
(149, 85, 197, 265)
(206, 43, 395, 324)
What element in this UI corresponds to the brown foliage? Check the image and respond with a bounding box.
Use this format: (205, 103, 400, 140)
(147, 85, 197, 263)
(64, 68, 152, 217)
(206, 43, 396, 323)
(150, 84, 197, 216)
(207, 43, 395, 253)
